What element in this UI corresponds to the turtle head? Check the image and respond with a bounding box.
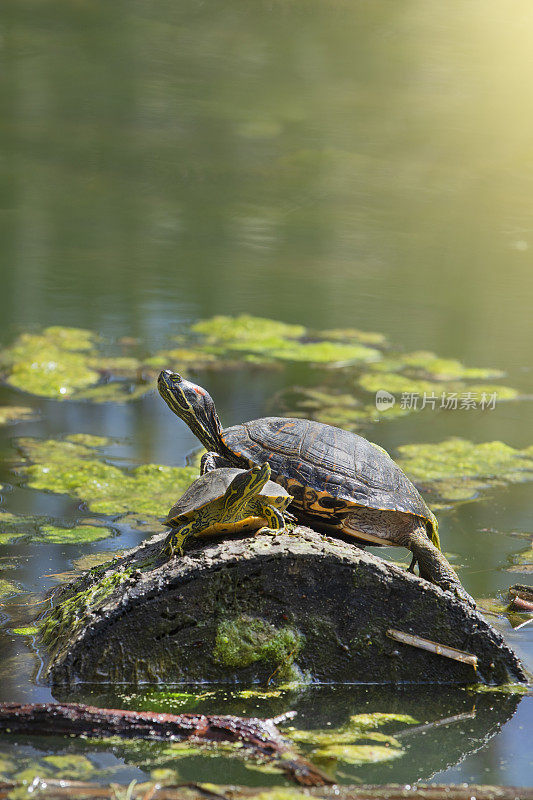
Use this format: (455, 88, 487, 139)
(158, 371, 224, 452)
(223, 463, 272, 512)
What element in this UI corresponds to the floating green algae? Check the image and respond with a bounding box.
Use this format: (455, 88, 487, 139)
(163, 314, 383, 367)
(287, 712, 418, 747)
(320, 327, 388, 346)
(277, 386, 411, 431)
(213, 614, 303, 673)
(0, 326, 150, 403)
(41, 755, 95, 780)
(0, 406, 36, 425)
(397, 437, 533, 503)
(11, 754, 96, 785)
(36, 524, 114, 544)
(0, 508, 117, 546)
(18, 434, 197, 518)
(0, 511, 38, 545)
(372, 350, 504, 381)
(117, 689, 216, 714)
(312, 743, 403, 766)
(0, 327, 101, 398)
(465, 683, 529, 695)
(358, 371, 518, 402)
(284, 712, 417, 772)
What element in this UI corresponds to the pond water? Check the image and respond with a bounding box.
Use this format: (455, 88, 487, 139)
(0, 0, 532, 790)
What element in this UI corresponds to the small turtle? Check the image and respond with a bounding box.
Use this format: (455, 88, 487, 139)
(163, 463, 291, 557)
(158, 370, 474, 606)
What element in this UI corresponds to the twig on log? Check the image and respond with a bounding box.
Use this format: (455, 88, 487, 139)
(0, 702, 330, 787)
(386, 628, 478, 668)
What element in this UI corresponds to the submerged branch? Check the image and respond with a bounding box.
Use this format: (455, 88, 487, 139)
(0, 702, 330, 787)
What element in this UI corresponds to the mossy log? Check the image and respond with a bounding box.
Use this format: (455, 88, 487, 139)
(42, 527, 525, 686)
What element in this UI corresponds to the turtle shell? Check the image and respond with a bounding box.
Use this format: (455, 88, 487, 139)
(166, 466, 289, 524)
(221, 417, 436, 531)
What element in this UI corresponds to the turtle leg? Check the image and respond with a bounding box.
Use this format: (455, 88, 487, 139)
(253, 500, 286, 536)
(201, 451, 233, 474)
(163, 520, 201, 558)
(408, 525, 476, 608)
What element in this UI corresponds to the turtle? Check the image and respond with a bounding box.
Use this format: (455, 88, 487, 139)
(162, 463, 292, 557)
(158, 370, 474, 605)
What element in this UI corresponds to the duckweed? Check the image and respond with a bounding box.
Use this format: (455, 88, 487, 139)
(213, 614, 303, 672)
(397, 437, 533, 503)
(19, 435, 197, 518)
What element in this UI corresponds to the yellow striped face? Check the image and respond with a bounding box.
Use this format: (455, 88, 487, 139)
(157, 370, 223, 452)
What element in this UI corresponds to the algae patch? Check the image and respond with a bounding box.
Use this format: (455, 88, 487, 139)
(397, 437, 533, 503)
(0, 327, 101, 398)
(0, 326, 147, 402)
(151, 314, 383, 369)
(18, 434, 197, 518)
(36, 524, 114, 544)
(213, 614, 303, 676)
(285, 711, 416, 771)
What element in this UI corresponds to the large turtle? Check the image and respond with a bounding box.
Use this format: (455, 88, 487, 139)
(158, 370, 473, 605)
(163, 463, 291, 556)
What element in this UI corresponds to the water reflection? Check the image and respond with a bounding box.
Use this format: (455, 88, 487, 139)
(0, 0, 532, 788)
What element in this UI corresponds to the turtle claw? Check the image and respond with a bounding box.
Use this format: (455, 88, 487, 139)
(254, 526, 286, 538)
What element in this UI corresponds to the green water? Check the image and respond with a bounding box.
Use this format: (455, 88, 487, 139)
(0, 0, 532, 789)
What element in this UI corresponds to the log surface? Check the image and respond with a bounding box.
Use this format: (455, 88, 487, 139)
(42, 526, 525, 685)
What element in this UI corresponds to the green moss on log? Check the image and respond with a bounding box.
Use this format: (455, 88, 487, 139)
(213, 614, 304, 676)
